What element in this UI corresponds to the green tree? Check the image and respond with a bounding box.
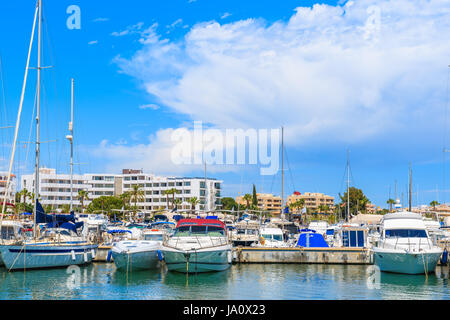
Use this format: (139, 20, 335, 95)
(130, 185, 145, 212)
(86, 196, 123, 213)
(78, 190, 89, 213)
(252, 185, 258, 207)
(61, 204, 71, 213)
(430, 200, 440, 210)
(188, 197, 200, 217)
(243, 194, 252, 209)
(339, 187, 370, 215)
(221, 197, 238, 211)
(119, 191, 131, 209)
(386, 198, 395, 212)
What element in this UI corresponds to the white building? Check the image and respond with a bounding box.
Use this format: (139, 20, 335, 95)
(21, 168, 222, 212)
(0, 172, 16, 205)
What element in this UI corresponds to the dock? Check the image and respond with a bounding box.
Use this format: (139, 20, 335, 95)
(94, 245, 113, 262)
(232, 247, 373, 264)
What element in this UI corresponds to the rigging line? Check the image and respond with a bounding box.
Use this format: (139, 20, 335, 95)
(443, 66, 450, 204)
(24, 87, 38, 174)
(283, 145, 296, 193)
(43, 6, 66, 175)
(0, 54, 10, 164)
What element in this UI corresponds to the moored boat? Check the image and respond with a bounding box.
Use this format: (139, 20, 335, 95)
(111, 229, 165, 271)
(373, 212, 443, 274)
(162, 219, 232, 273)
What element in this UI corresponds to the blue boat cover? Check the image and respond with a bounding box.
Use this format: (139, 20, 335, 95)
(35, 200, 76, 225)
(206, 216, 218, 219)
(172, 215, 184, 222)
(296, 232, 329, 248)
(107, 229, 132, 234)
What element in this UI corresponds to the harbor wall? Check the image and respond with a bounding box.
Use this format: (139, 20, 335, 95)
(233, 247, 373, 264)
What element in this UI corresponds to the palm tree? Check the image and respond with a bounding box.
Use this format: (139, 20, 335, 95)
(165, 188, 180, 209)
(130, 184, 145, 212)
(119, 191, 131, 209)
(163, 189, 171, 209)
(243, 194, 252, 209)
(188, 197, 200, 217)
(430, 200, 440, 210)
(173, 198, 182, 210)
(78, 190, 89, 213)
(386, 198, 395, 212)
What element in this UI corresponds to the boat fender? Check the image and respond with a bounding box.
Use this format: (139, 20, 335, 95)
(71, 250, 76, 261)
(156, 250, 164, 261)
(106, 250, 112, 262)
(91, 248, 96, 259)
(84, 252, 88, 262)
(441, 249, 448, 265)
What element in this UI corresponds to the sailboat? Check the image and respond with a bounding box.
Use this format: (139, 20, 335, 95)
(0, 0, 97, 271)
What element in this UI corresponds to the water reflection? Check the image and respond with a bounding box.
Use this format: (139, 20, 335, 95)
(0, 263, 447, 300)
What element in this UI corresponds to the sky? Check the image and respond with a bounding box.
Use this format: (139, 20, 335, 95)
(0, 0, 450, 209)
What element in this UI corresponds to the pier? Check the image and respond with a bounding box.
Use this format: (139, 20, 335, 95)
(232, 247, 373, 264)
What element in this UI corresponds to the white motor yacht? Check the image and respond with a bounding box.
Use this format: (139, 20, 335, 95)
(162, 219, 232, 273)
(111, 229, 165, 271)
(373, 212, 443, 274)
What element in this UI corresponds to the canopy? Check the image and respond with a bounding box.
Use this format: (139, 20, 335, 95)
(176, 219, 226, 229)
(296, 232, 329, 248)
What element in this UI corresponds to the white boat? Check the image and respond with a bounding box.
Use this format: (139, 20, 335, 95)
(231, 221, 260, 247)
(373, 212, 443, 274)
(162, 219, 232, 273)
(252, 227, 290, 248)
(111, 229, 165, 271)
(308, 221, 329, 235)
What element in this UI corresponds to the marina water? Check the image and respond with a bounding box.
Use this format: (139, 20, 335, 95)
(0, 263, 448, 300)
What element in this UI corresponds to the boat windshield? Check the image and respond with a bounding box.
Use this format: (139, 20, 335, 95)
(385, 229, 427, 238)
(262, 234, 283, 241)
(174, 225, 225, 236)
(144, 234, 163, 241)
(237, 229, 257, 235)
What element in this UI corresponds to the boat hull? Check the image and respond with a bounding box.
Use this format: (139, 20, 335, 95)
(163, 246, 232, 273)
(112, 250, 160, 271)
(0, 243, 98, 271)
(373, 248, 443, 274)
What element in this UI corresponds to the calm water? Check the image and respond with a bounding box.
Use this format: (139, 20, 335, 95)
(0, 263, 448, 300)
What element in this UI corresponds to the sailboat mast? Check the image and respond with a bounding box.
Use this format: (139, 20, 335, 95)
(0, 4, 38, 223)
(204, 161, 207, 213)
(409, 162, 412, 212)
(69, 78, 74, 212)
(33, 0, 42, 238)
(281, 126, 284, 216)
(346, 149, 350, 222)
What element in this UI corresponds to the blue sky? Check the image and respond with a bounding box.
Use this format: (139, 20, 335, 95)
(0, 0, 450, 209)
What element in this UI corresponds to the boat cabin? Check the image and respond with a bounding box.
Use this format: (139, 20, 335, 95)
(173, 219, 227, 237)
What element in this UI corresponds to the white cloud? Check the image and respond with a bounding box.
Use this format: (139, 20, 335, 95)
(88, 40, 98, 45)
(221, 12, 232, 19)
(139, 104, 160, 110)
(86, 128, 241, 175)
(93, 17, 109, 22)
(114, 0, 450, 148)
(111, 22, 144, 37)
